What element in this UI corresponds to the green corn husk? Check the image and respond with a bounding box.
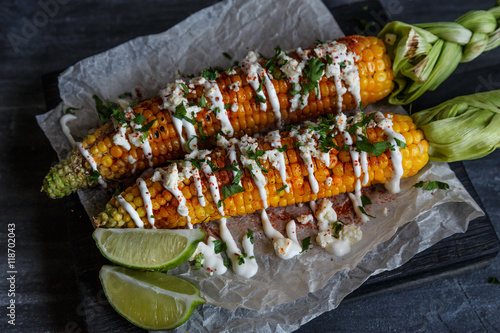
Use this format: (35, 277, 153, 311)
(379, 2, 500, 105)
(412, 90, 500, 162)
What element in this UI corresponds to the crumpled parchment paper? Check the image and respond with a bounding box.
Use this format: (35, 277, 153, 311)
(36, 0, 484, 332)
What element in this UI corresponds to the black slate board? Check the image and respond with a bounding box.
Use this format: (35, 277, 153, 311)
(41, 1, 500, 331)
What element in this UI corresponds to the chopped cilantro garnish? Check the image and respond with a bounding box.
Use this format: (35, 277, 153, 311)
(173, 102, 187, 119)
(320, 136, 341, 153)
(194, 253, 204, 270)
(331, 221, 344, 238)
(184, 158, 204, 170)
(221, 184, 245, 199)
(246, 148, 268, 173)
(213, 240, 227, 254)
(93, 95, 120, 124)
(89, 170, 101, 182)
(173, 103, 198, 126)
(277, 185, 288, 193)
(255, 94, 266, 104)
(413, 180, 450, 191)
(65, 107, 79, 115)
(201, 67, 220, 80)
(138, 118, 157, 133)
(180, 83, 189, 98)
(217, 199, 225, 208)
(150, 215, 156, 219)
(303, 57, 324, 95)
(246, 229, 254, 244)
(355, 135, 391, 157)
(277, 145, 288, 153)
(325, 54, 333, 64)
(223, 258, 231, 268)
(111, 108, 127, 124)
(198, 95, 207, 107)
(129, 99, 139, 108)
(222, 52, 232, 60)
(263, 45, 284, 78)
(301, 82, 316, 95)
(206, 159, 219, 172)
(340, 61, 347, 69)
(222, 163, 243, 185)
(300, 236, 312, 253)
(359, 206, 375, 218)
(118, 92, 133, 99)
(224, 104, 231, 109)
(237, 253, 247, 265)
(257, 76, 266, 93)
(347, 113, 375, 135)
(295, 141, 303, 148)
(132, 113, 146, 125)
(314, 38, 325, 45)
(112, 187, 122, 197)
(361, 194, 372, 207)
(394, 138, 407, 149)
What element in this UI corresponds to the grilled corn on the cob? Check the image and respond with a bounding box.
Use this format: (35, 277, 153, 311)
(43, 35, 394, 198)
(94, 112, 428, 229)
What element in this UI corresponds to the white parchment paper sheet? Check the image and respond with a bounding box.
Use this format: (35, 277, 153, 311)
(36, 0, 484, 332)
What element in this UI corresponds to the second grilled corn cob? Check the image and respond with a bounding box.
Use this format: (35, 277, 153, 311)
(43, 35, 394, 198)
(94, 112, 428, 229)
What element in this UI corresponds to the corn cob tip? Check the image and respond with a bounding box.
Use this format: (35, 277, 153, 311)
(42, 147, 96, 199)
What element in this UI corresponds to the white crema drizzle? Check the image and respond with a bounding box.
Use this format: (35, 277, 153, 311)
(314, 41, 361, 112)
(204, 79, 233, 136)
(264, 130, 290, 193)
(219, 218, 258, 278)
(238, 135, 269, 209)
(187, 149, 224, 215)
(77, 143, 107, 188)
(240, 51, 281, 127)
(190, 236, 227, 275)
(60, 113, 77, 147)
(137, 178, 156, 229)
(261, 210, 302, 260)
(160, 80, 203, 152)
(111, 106, 153, 167)
(374, 112, 406, 194)
(312, 199, 363, 257)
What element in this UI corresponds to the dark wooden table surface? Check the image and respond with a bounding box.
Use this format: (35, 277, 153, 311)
(1, 0, 500, 332)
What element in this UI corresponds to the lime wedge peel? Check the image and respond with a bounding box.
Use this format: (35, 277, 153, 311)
(100, 265, 206, 330)
(93, 228, 205, 271)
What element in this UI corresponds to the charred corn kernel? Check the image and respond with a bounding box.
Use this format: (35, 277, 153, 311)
(97, 141, 108, 152)
(133, 196, 143, 208)
(101, 155, 113, 168)
(110, 146, 123, 158)
(91, 145, 100, 156)
(124, 193, 134, 202)
(402, 131, 413, 145)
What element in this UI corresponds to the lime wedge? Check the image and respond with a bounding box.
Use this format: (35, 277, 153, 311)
(100, 265, 205, 330)
(93, 228, 205, 271)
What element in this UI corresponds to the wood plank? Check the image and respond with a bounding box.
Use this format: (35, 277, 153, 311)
(36, 1, 500, 331)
